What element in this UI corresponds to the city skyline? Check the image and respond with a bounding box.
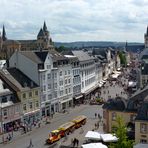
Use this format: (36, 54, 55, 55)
(0, 0, 148, 42)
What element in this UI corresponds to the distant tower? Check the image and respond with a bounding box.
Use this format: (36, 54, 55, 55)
(2, 25, 7, 41)
(0, 32, 2, 50)
(43, 21, 49, 40)
(37, 28, 45, 40)
(125, 41, 128, 52)
(144, 26, 148, 48)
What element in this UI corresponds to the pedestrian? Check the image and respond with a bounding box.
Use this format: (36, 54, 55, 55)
(28, 138, 34, 147)
(73, 138, 76, 147)
(76, 138, 79, 147)
(95, 113, 97, 118)
(98, 113, 100, 119)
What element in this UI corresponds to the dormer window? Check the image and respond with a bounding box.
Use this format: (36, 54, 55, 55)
(140, 123, 147, 133)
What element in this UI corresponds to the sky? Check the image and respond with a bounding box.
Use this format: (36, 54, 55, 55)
(0, 0, 148, 42)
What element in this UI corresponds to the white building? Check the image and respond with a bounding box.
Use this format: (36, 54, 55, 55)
(64, 55, 82, 104)
(72, 51, 97, 99)
(9, 50, 73, 116)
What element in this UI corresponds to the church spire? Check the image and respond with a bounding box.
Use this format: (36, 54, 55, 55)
(43, 21, 48, 32)
(2, 25, 7, 41)
(146, 25, 148, 35)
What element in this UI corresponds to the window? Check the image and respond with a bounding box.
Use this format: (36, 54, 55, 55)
(36, 101, 39, 107)
(22, 93, 26, 99)
(29, 102, 33, 109)
(112, 112, 116, 121)
(29, 92, 32, 97)
(15, 106, 19, 113)
(47, 65, 51, 69)
(68, 79, 71, 84)
(3, 109, 7, 116)
(65, 71, 67, 75)
(60, 80, 63, 86)
(42, 95, 46, 102)
(69, 88, 71, 93)
(54, 73, 57, 78)
(47, 73, 51, 79)
(60, 71, 62, 76)
(65, 89, 68, 94)
(43, 85, 46, 91)
(48, 94, 52, 100)
(54, 83, 57, 89)
(140, 139, 147, 143)
(23, 104, 26, 111)
(54, 91, 57, 98)
(43, 75, 45, 80)
(140, 123, 147, 133)
(48, 84, 51, 89)
(35, 91, 38, 96)
(68, 70, 70, 75)
(60, 90, 63, 96)
(65, 79, 67, 84)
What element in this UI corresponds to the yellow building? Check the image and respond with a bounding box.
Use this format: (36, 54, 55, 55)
(0, 68, 41, 125)
(103, 88, 148, 144)
(135, 101, 148, 144)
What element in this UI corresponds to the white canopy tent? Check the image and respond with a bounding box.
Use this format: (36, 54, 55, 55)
(85, 131, 101, 140)
(101, 134, 118, 142)
(82, 143, 108, 148)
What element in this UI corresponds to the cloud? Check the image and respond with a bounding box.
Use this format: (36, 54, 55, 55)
(0, 0, 147, 42)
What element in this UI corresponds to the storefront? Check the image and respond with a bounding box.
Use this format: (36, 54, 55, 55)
(59, 97, 73, 111)
(23, 109, 41, 126)
(73, 94, 83, 105)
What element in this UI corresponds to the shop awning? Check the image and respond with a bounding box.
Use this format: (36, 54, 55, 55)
(24, 109, 40, 116)
(75, 95, 83, 100)
(85, 131, 101, 140)
(84, 85, 99, 96)
(101, 134, 118, 142)
(82, 143, 108, 148)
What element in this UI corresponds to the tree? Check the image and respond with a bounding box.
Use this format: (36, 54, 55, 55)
(109, 116, 134, 148)
(119, 51, 127, 67)
(55, 45, 67, 52)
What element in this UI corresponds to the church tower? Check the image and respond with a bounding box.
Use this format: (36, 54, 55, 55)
(0, 32, 2, 50)
(2, 25, 7, 41)
(43, 21, 49, 40)
(144, 26, 148, 48)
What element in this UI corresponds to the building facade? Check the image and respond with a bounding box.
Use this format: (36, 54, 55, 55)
(0, 79, 21, 134)
(0, 68, 41, 126)
(9, 50, 73, 116)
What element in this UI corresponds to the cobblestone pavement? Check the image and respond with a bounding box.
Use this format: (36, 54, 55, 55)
(1, 105, 103, 148)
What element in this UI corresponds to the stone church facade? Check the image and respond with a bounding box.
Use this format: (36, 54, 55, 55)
(0, 22, 54, 59)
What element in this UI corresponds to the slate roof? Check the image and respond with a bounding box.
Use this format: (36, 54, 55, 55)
(7, 68, 38, 89)
(72, 50, 94, 62)
(37, 28, 44, 37)
(135, 101, 148, 121)
(47, 49, 67, 61)
(92, 48, 108, 59)
(141, 61, 148, 75)
(35, 51, 48, 62)
(126, 86, 148, 112)
(20, 51, 42, 64)
(103, 97, 127, 111)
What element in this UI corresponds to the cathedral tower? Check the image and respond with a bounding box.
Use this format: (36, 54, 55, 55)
(2, 25, 7, 41)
